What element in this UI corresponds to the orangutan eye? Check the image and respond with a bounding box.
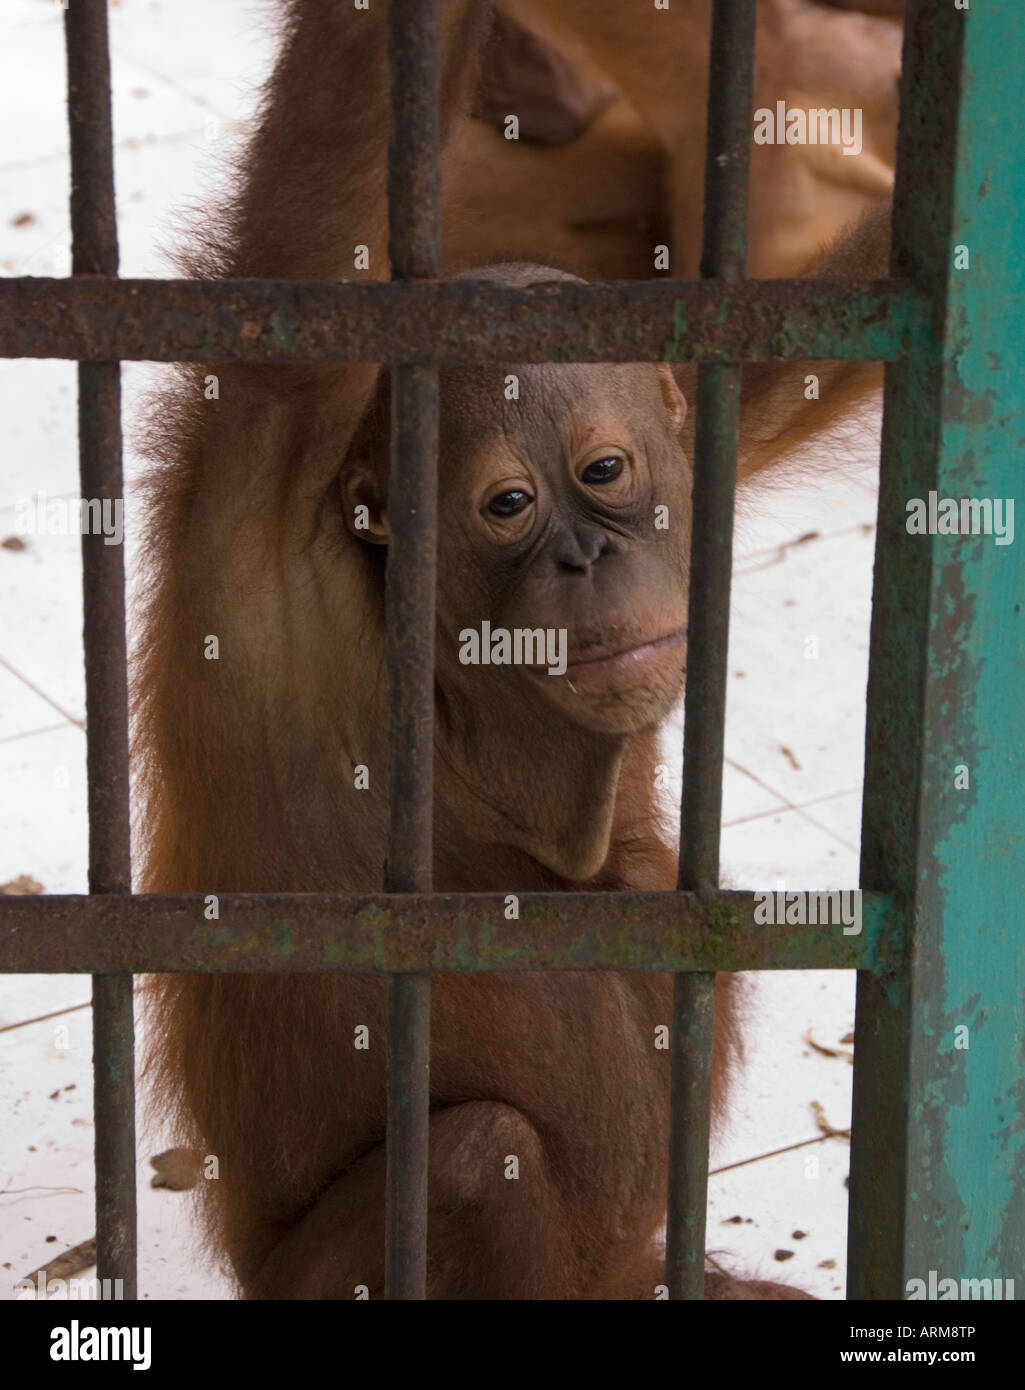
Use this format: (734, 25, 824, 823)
(581, 456, 624, 485)
(487, 489, 533, 517)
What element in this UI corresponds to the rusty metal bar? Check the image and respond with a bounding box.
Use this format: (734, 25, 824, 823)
(698, 1, 755, 285)
(387, 4, 441, 281)
(0, 890, 897, 975)
(0, 276, 919, 365)
(668, 0, 756, 1302)
(91, 976, 135, 1299)
(64, 0, 136, 1300)
(383, 0, 441, 1303)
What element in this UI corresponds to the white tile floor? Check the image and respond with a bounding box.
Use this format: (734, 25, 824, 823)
(1, 0, 880, 1300)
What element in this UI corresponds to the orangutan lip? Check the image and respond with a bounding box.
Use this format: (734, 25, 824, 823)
(564, 627, 687, 674)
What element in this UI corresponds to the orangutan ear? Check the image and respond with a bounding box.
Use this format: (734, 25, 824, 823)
(341, 467, 389, 544)
(656, 363, 687, 433)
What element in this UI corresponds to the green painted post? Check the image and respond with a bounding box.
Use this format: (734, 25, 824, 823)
(850, 0, 1025, 1298)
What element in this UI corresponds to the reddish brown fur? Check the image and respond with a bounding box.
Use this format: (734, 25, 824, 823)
(488, 0, 899, 277)
(137, 0, 889, 1299)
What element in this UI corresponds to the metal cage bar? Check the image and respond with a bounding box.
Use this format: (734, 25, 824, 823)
(850, 0, 1024, 1298)
(383, 0, 442, 1302)
(0, 889, 899, 974)
(63, 0, 137, 1299)
(667, 0, 756, 1301)
(0, 276, 917, 365)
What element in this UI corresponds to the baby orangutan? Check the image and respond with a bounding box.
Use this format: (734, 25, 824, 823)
(138, 0, 892, 1299)
(142, 263, 818, 1300)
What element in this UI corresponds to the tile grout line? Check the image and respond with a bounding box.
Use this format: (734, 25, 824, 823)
(0, 655, 85, 729)
(0, 719, 79, 747)
(723, 783, 863, 828)
(722, 757, 861, 854)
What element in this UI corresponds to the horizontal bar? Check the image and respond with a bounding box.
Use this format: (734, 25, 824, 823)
(0, 890, 900, 975)
(0, 277, 921, 364)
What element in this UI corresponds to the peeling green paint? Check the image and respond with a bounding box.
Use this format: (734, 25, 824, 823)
(850, 0, 1025, 1300)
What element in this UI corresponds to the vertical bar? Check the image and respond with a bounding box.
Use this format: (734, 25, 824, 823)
(849, 0, 960, 1301)
(383, 0, 440, 1302)
(64, 0, 136, 1299)
(667, 0, 755, 1301)
(851, 1, 1024, 1297)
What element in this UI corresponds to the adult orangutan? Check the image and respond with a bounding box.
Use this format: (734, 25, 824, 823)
(447, 0, 901, 278)
(137, 0, 889, 1298)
